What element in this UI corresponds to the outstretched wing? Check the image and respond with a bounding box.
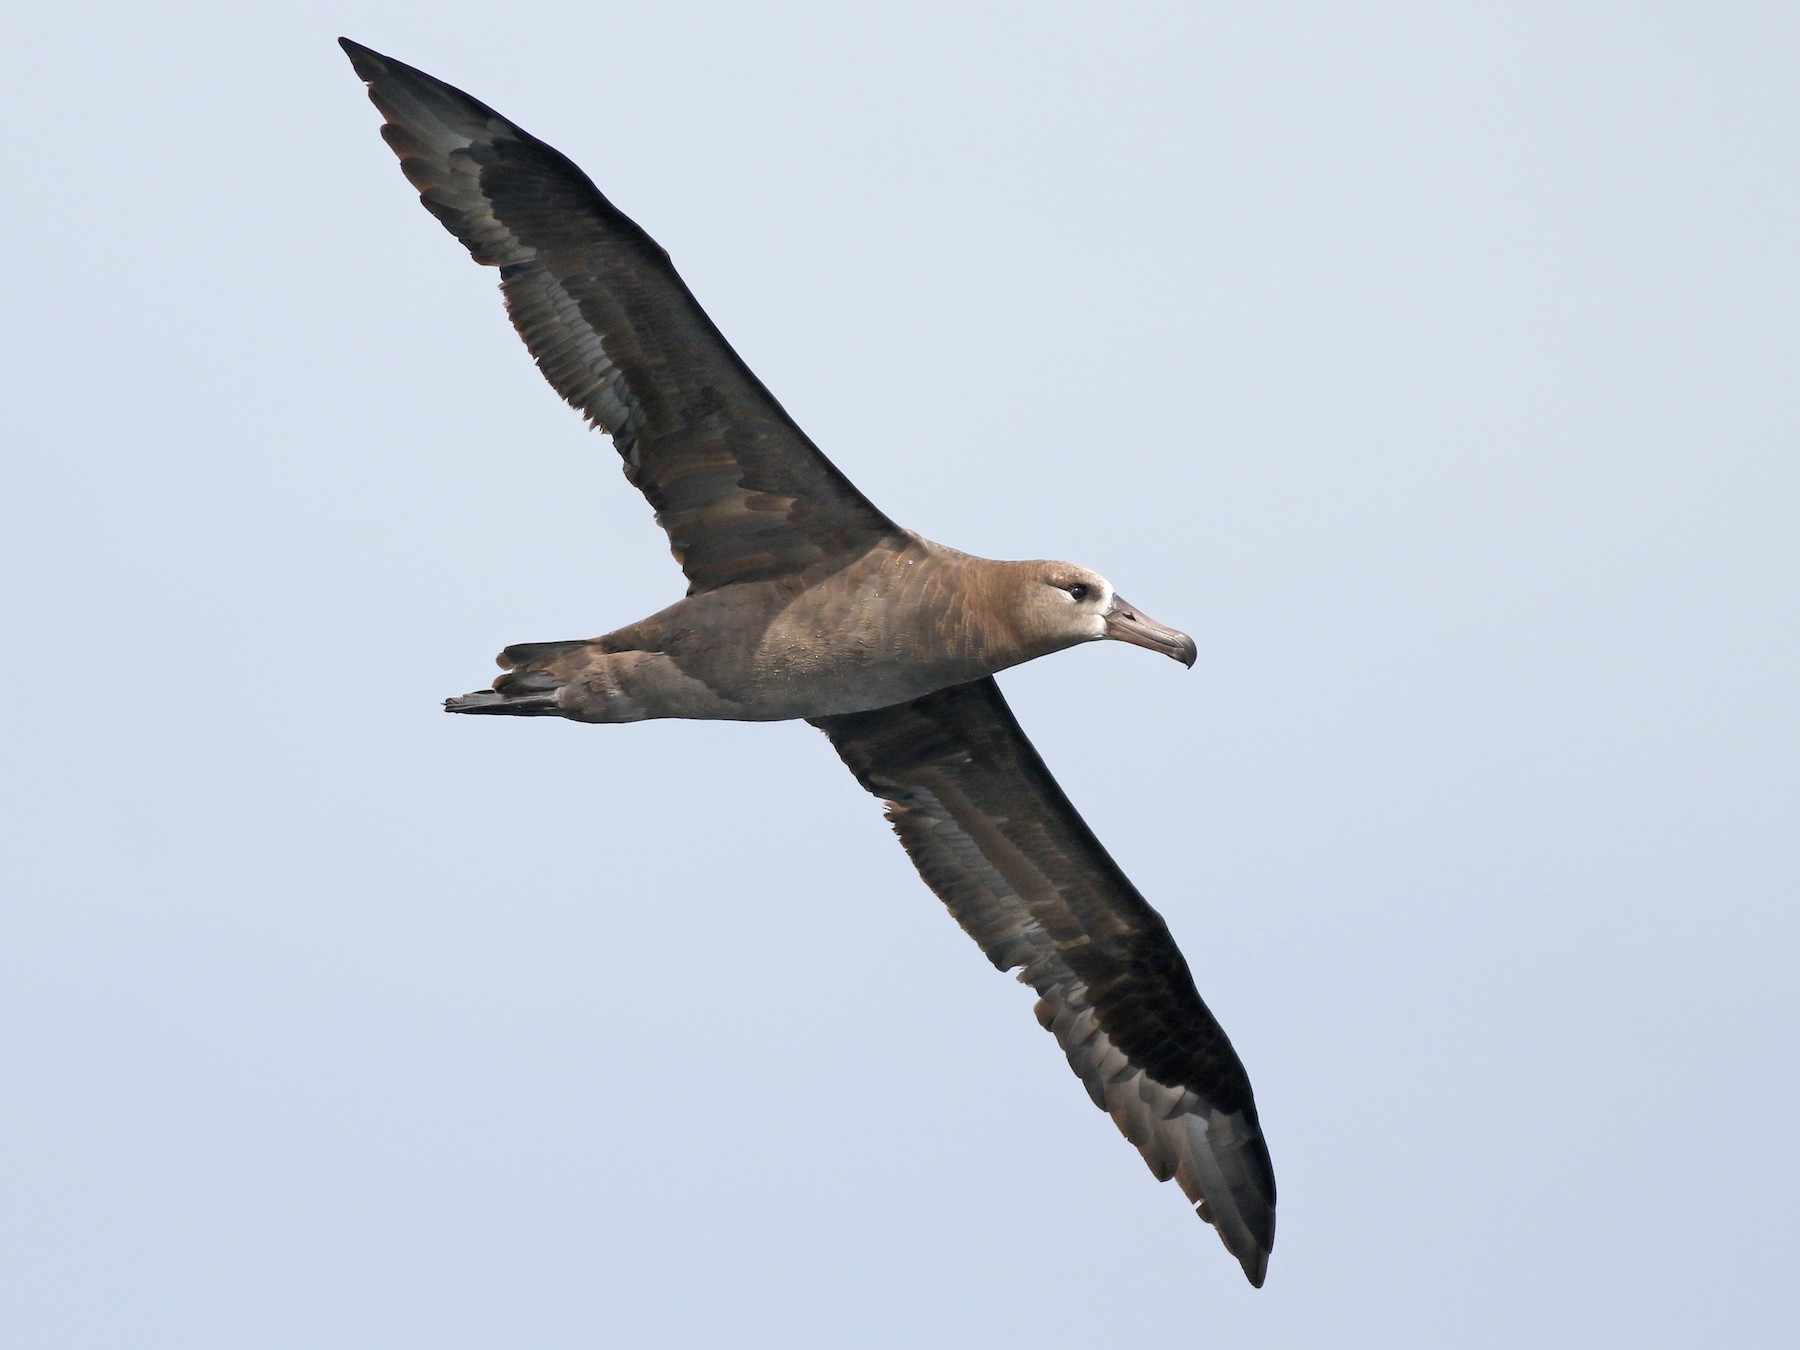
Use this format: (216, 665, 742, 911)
(812, 679, 1276, 1286)
(341, 39, 897, 593)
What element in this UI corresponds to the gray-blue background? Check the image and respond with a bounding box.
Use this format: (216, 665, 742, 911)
(6, 3, 1796, 1344)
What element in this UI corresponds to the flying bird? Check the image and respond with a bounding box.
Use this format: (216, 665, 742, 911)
(341, 37, 1276, 1284)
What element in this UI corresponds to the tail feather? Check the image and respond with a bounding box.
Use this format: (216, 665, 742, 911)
(444, 689, 563, 715)
(446, 637, 596, 717)
(494, 666, 563, 696)
(498, 639, 590, 667)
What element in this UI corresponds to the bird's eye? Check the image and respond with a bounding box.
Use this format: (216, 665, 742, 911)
(1066, 583, 1090, 601)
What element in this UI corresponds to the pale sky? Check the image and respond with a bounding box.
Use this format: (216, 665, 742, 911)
(5, 2, 1798, 1345)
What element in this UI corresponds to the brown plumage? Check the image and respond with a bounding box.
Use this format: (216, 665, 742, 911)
(343, 37, 1275, 1284)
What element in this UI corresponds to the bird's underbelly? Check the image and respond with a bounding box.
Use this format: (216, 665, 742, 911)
(628, 561, 1009, 720)
(714, 637, 993, 719)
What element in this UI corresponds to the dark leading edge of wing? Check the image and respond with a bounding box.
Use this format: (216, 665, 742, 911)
(812, 679, 1276, 1285)
(340, 39, 897, 594)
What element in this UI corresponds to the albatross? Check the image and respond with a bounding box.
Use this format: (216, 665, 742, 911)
(341, 38, 1277, 1285)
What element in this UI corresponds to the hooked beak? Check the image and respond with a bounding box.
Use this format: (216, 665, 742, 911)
(1103, 597, 1197, 668)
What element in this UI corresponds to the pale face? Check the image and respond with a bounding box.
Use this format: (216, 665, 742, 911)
(1030, 563, 1115, 644)
(1009, 561, 1197, 667)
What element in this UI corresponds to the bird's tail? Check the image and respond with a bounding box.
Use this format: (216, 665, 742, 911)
(444, 639, 592, 716)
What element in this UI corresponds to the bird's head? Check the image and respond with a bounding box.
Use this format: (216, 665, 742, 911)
(1002, 561, 1197, 668)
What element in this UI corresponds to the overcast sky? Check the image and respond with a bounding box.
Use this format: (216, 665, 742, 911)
(5, 2, 1798, 1345)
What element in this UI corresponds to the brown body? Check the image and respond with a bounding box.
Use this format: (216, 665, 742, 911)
(484, 534, 1165, 722)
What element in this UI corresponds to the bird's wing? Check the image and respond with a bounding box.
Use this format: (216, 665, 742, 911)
(341, 39, 898, 594)
(811, 678, 1276, 1286)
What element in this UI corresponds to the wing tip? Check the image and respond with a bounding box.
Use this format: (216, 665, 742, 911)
(1236, 1236, 1271, 1288)
(338, 35, 380, 76)
(1182, 1106, 1276, 1287)
(1199, 1195, 1271, 1287)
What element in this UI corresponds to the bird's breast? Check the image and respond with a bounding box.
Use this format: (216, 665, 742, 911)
(748, 570, 991, 715)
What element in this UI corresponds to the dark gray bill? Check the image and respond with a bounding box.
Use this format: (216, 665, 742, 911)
(1103, 597, 1197, 668)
